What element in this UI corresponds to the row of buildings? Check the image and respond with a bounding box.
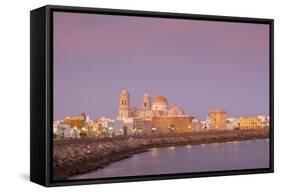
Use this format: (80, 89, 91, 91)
(53, 89, 270, 139)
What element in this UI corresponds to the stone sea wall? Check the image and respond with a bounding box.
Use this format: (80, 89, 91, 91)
(53, 128, 269, 181)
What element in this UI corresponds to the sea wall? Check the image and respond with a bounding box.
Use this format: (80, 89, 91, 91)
(53, 128, 269, 181)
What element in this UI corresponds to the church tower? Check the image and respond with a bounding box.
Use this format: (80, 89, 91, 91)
(117, 89, 131, 119)
(143, 92, 151, 110)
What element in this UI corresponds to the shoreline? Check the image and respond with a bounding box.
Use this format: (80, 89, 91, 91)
(53, 128, 269, 181)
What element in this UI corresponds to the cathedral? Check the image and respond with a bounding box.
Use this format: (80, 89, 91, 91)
(116, 89, 186, 121)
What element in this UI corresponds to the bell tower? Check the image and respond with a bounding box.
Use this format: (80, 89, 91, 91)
(143, 92, 151, 110)
(117, 89, 131, 119)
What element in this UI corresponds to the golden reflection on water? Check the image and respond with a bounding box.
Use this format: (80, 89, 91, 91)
(186, 145, 192, 149)
(150, 147, 158, 158)
(211, 143, 220, 147)
(225, 141, 240, 145)
(168, 146, 176, 150)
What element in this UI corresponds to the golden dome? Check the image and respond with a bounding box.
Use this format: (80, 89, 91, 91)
(153, 96, 168, 103)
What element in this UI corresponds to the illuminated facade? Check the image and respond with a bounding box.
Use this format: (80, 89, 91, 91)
(209, 108, 227, 130)
(117, 89, 186, 121)
(152, 116, 194, 133)
(239, 117, 262, 129)
(62, 113, 87, 129)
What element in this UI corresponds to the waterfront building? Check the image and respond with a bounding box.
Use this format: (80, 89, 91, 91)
(62, 112, 88, 129)
(111, 120, 125, 136)
(98, 116, 114, 128)
(239, 116, 262, 129)
(257, 115, 270, 128)
(110, 119, 133, 136)
(53, 120, 63, 134)
(133, 118, 143, 135)
(88, 120, 112, 137)
(202, 116, 211, 130)
(226, 118, 236, 130)
(56, 124, 80, 139)
(51, 113, 91, 138)
(191, 118, 203, 132)
(209, 108, 227, 130)
(117, 89, 131, 120)
(116, 89, 193, 134)
(152, 116, 194, 133)
(133, 118, 153, 135)
(117, 89, 188, 122)
(142, 119, 153, 134)
(117, 89, 186, 121)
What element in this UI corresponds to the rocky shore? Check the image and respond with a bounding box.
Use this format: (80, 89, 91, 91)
(53, 128, 269, 181)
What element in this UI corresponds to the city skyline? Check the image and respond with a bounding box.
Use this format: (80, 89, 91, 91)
(54, 12, 270, 120)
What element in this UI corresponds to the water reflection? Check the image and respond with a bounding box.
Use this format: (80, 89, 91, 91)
(211, 143, 220, 147)
(150, 147, 158, 158)
(70, 139, 270, 180)
(168, 146, 175, 150)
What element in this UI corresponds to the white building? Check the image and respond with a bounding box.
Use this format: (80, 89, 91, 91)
(98, 116, 115, 128)
(53, 120, 63, 133)
(203, 116, 211, 130)
(191, 118, 203, 132)
(226, 118, 235, 130)
(56, 124, 80, 139)
(111, 120, 124, 136)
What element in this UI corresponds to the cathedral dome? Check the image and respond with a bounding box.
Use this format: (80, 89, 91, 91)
(153, 96, 168, 103)
(152, 96, 168, 111)
(168, 105, 185, 116)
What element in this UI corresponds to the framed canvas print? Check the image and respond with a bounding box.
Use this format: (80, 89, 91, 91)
(30, 5, 274, 187)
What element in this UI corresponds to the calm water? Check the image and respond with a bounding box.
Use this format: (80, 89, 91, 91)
(70, 139, 269, 179)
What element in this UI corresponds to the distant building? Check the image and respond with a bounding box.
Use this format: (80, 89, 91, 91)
(202, 116, 211, 130)
(133, 118, 143, 135)
(257, 115, 270, 128)
(116, 89, 186, 121)
(239, 116, 262, 129)
(62, 112, 88, 129)
(115, 89, 193, 134)
(53, 120, 63, 134)
(152, 116, 194, 133)
(98, 116, 114, 128)
(133, 118, 153, 135)
(226, 118, 236, 130)
(111, 120, 124, 136)
(142, 119, 153, 134)
(56, 124, 80, 139)
(191, 118, 203, 132)
(209, 108, 227, 130)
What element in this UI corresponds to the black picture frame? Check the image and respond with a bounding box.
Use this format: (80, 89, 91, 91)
(30, 4, 274, 187)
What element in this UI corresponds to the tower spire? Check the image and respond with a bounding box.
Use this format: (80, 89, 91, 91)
(117, 89, 131, 119)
